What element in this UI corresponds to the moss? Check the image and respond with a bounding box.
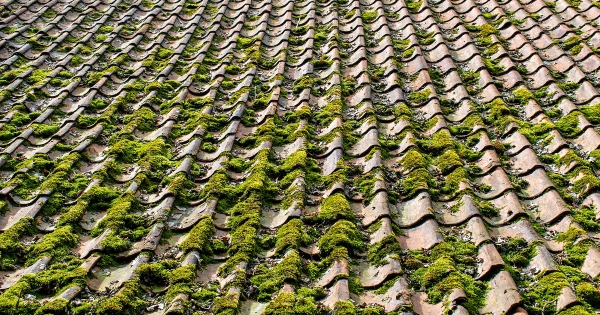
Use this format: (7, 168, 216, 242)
(555, 112, 581, 138)
(57, 186, 120, 227)
(213, 291, 239, 315)
(263, 291, 320, 315)
(34, 298, 69, 315)
(33, 259, 87, 295)
(137, 262, 170, 285)
(0, 276, 40, 314)
(406, 0, 423, 12)
(317, 193, 355, 222)
(408, 88, 432, 104)
(179, 216, 215, 254)
(361, 10, 378, 22)
(483, 58, 505, 75)
(400, 168, 433, 198)
(440, 167, 469, 195)
(276, 219, 311, 254)
(576, 282, 600, 307)
(250, 251, 302, 300)
(572, 205, 600, 232)
(476, 199, 499, 217)
(333, 300, 357, 314)
(95, 279, 146, 315)
(570, 166, 600, 196)
(220, 198, 260, 276)
(95, 34, 108, 42)
(563, 36, 583, 55)
(318, 220, 364, 254)
(409, 240, 486, 313)
(556, 226, 595, 267)
(402, 47, 415, 58)
(165, 265, 197, 301)
(0, 217, 36, 270)
(522, 272, 571, 314)
(559, 305, 594, 315)
(401, 149, 428, 171)
(309, 55, 333, 70)
(435, 150, 462, 173)
(519, 121, 554, 144)
(122, 107, 156, 132)
(580, 102, 600, 124)
(25, 226, 78, 265)
(94, 191, 143, 236)
(498, 238, 538, 267)
(419, 129, 454, 154)
(32, 124, 59, 137)
(99, 26, 114, 33)
(26, 69, 51, 85)
(368, 235, 402, 266)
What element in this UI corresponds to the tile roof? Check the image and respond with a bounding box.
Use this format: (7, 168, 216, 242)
(1, 0, 600, 314)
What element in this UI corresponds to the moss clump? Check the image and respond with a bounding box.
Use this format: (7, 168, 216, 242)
(408, 88, 431, 104)
(571, 206, 600, 231)
(317, 193, 355, 222)
(556, 226, 595, 267)
(93, 191, 143, 236)
(0, 276, 40, 314)
(220, 197, 261, 276)
(439, 167, 469, 195)
(333, 300, 357, 315)
(559, 305, 594, 315)
(263, 289, 322, 315)
(400, 168, 433, 198)
(250, 251, 303, 300)
(570, 167, 600, 196)
(137, 262, 171, 285)
(314, 99, 343, 126)
(435, 150, 462, 173)
(576, 282, 600, 307)
(476, 199, 499, 217)
(407, 240, 485, 313)
(401, 149, 428, 171)
(419, 129, 454, 154)
(26, 226, 79, 265)
(580, 103, 600, 124)
(497, 238, 538, 267)
(522, 272, 570, 314)
(513, 86, 535, 106)
(276, 219, 311, 254)
(318, 220, 364, 254)
(95, 279, 146, 315)
(563, 36, 583, 55)
(0, 217, 37, 270)
(309, 55, 333, 69)
(483, 58, 505, 75)
(555, 112, 581, 138)
(122, 107, 156, 132)
(34, 298, 69, 315)
(179, 216, 215, 254)
(406, 0, 423, 12)
(368, 235, 402, 266)
(213, 291, 239, 315)
(57, 186, 120, 227)
(361, 10, 378, 22)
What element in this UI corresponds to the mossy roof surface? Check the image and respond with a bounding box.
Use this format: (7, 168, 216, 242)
(2, 0, 600, 314)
